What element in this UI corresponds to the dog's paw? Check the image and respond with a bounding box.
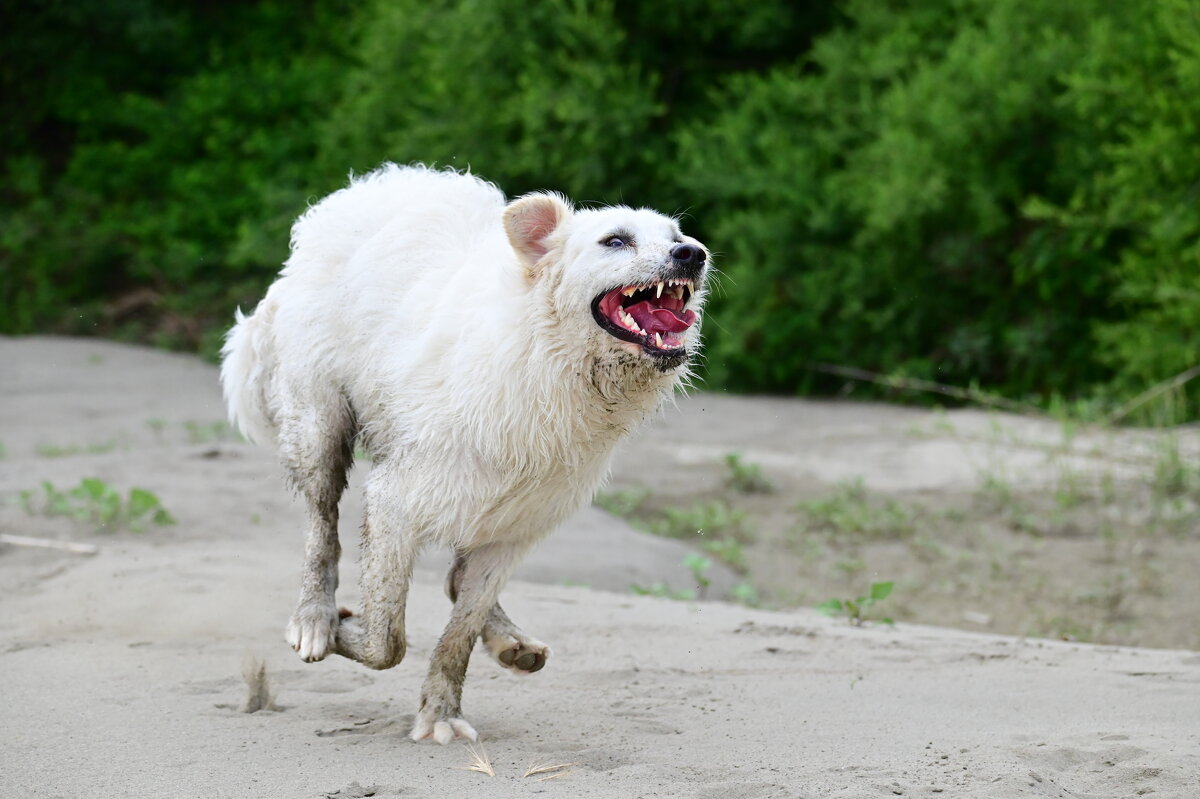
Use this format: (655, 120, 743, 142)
(410, 706, 478, 745)
(285, 602, 339, 662)
(485, 633, 550, 675)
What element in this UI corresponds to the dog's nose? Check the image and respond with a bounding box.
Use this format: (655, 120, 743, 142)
(670, 243, 706, 266)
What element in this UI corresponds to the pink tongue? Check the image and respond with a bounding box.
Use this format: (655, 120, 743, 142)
(626, 301, 696, 334)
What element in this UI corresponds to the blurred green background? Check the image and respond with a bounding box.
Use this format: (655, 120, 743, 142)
(3, 0, 1198, 420)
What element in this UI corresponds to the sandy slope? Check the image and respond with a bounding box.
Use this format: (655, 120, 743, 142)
(1, 336, 1198, 798)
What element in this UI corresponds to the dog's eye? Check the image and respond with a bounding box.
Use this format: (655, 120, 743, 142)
(602, 236, 626, 249)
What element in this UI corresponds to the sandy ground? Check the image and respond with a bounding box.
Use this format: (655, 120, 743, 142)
(1, 336, 1198, 798)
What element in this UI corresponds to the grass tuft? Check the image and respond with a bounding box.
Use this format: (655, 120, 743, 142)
(461, 742, 495, 777)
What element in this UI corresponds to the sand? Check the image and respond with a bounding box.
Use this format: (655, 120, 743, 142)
(1, 336, 1197, 798)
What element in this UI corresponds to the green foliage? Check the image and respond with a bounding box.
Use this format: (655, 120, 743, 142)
(648, 501, 748, 541)
(729, 582, 760, 608)
(723, 453, 774, 494)
(183, 420, 239, 445)
(796, 480, 916, 539)
(594, 488, 651, 518)
(327, 0, 660, 203)
(629, 582, 694, 601)
(21, 478, 176, 532)
(682, 552, 713, 599)
(700, 537, 746, 572)
(1, 1, 354, 348)
(678, 0, 1200, 417)
(1151, 436, 1200, 503)
(816, 581, 895, 627)
(35, 440, 120, 458)
(4, 0, 1199, 418)
(631, 553, 758, 603)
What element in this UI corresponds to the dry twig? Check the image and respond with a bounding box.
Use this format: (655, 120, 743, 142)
(0, 534, 99, 555)
(1106, 364, 1200, 425)
(808, 362, 1046, 416)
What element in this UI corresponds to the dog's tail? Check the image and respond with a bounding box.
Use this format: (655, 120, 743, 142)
(220, 303, 278, 446)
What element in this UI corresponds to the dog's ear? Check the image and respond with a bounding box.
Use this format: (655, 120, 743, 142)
(504, 192, 572, 279)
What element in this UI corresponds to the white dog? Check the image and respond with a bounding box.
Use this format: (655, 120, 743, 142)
(220, 164, 709, 743)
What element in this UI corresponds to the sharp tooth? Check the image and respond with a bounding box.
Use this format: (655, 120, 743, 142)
(622, 286, 636, 297)
(654, 332, 663, 348)
(686, 279, 694, 293)
(656, 282, 664, 298)
(671, 285, 684, 300)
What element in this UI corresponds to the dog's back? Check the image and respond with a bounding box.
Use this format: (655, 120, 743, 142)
(287, 164, 506, 280)
(221, 165, 510, 445)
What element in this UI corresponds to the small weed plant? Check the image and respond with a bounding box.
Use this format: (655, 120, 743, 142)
(21, 478, 176, 532)
(35, 440, 121, 458)
(630, 582, 695, 601)
(184, 420, 239, 444)
(594, 488, 650, 517)
(700, 537, 746, 571)
(1151, 436, 1199, 500)
(682, 552, 713, 598)
(796, 480, 915, 538)
(816, 581, 895, 626)
(723, 452, 774, 494)
(650, 500, 747, 540)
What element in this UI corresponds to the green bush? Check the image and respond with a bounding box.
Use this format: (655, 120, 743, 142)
(2, 0, 1196, 419)
(678, 0, 1199, 417)
(0, 1, 353, 349)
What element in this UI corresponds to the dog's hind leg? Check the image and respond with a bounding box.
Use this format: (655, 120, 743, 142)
(331, 458, 417, 670)
(412, 542, 530, 743)
(279, 398, 355, 663)
(446, 554, 550, 674)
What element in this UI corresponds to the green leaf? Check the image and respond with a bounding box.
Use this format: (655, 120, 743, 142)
(869, 581, 894, 601)
(127, 487, 160, 518)
(79, 477, 107, 500)
(815, 598, 843, 616)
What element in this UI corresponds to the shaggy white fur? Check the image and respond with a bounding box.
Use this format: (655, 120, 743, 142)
(220, 163, 709, 743)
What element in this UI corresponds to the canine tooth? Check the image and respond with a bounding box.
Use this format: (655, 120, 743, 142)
(654, 332, 663, 348)
(656, 282, 664, 298)
(622, 286, 637, 297)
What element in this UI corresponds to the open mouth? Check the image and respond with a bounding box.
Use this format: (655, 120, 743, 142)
(591, 279, 698, 354)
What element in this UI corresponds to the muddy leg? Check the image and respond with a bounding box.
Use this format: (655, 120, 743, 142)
(280, 405, 354, 663)
(332, 458, 418, 670)
(412, 542, 530, 743)
(446, 554, 550, 674)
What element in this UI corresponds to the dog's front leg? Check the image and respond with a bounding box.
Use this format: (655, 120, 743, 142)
(332, 459, 417, 670)
(411, 541, 528, 744)
(446, 554, 551, 674)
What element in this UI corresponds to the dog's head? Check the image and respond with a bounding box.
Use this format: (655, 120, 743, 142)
(504, 192, 709, 373)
